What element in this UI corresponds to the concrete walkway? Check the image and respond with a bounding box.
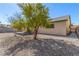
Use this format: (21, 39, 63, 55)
(38, 33, 79, 41)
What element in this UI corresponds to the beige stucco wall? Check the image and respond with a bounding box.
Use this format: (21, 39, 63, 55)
(66, 18, 71, 34)
(38, 21, 67, 36)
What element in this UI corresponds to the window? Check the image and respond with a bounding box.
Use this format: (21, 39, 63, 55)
(51, 24, 54, 28)
(47, 24, 54, 28)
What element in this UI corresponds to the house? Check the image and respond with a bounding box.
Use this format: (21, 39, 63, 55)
(38, 16, 71, 36)
(0, 24, 15, 33)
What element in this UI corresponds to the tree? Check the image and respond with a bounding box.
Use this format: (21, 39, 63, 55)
(18, 3, 50, 39)
(8, 14, 27, 32)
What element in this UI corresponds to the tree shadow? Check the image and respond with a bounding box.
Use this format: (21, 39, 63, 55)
(5, 38, 79, 56)
(15, 32, 32, 36)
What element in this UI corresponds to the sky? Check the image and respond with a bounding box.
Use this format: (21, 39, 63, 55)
(0, 3, 79, 25)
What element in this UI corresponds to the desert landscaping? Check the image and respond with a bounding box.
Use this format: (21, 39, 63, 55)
(0, 3, 79, 56)
(0, 32, 79, 56)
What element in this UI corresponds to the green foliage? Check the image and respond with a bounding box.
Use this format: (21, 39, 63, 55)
(18, 3, 50, 30)
(8, 14, 27, 31)
(9, 3, 50, 39)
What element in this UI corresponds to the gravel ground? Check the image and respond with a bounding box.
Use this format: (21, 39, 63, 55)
(0, 33, 79, 56)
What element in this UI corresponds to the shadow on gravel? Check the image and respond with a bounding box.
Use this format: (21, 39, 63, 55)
(5, 38, 79, 56)
(15, 32, 32, 36)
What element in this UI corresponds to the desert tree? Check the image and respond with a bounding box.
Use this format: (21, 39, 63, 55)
(8, 14, 27, 32)
(18, 3, 50, 39)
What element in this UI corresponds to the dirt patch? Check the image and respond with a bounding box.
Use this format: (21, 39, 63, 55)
(0, 34, 79, 56)
(4, 37, 79, 56)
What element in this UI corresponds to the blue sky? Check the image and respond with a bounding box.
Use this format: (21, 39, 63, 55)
(0, 3, 79, 25)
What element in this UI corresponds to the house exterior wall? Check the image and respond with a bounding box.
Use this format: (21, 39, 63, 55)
(66, 18, 71, 34)
(38, 21, 67, 36)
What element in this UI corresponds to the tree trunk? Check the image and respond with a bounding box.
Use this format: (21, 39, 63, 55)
(34, 28, 38, 40)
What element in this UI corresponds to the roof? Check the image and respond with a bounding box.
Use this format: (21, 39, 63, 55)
(50, 15, 70, 22)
